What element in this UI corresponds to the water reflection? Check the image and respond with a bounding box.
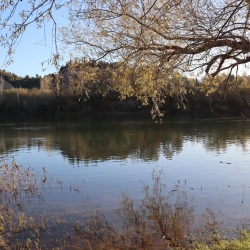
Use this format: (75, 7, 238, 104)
(67, 170, 224, 249)
(0, 161, 248, 249)
(0, 116, 250, 163)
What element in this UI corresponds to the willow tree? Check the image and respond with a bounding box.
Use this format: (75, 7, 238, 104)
(1, 0, 250, 75)
(61, 0, 250, 74)
(1, 0, 250, 116)
(59, 0, 250, 116)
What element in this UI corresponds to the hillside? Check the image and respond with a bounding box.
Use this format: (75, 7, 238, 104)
(0, 69, 41, 89)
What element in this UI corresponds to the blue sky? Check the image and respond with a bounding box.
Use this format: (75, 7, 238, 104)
(0, 2, 69, 77)
(0, 25, 57, 77)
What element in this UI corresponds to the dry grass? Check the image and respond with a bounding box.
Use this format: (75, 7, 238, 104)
(1, 81, 250, 117)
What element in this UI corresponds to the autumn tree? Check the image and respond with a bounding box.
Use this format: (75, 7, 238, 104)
(1, 0, 250, 116)
(62, 0, 250, 76)
(2, 0, 250, 75)
(60, 0, 250, 116)
(59, 60, 114, 101)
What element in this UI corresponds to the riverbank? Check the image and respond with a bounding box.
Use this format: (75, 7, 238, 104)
(1, 87, 250, 119)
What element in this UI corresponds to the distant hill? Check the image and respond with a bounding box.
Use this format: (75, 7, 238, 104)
(0, 69, 41, 89)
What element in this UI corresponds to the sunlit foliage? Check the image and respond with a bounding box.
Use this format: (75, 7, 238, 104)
(1, 1, 250, 116)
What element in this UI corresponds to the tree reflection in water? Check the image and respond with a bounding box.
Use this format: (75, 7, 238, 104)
(68, 170, 198, 249)
(1, 117, 250, 164)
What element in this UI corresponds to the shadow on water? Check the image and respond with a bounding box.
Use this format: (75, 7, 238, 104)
(1, 162, 249, 249)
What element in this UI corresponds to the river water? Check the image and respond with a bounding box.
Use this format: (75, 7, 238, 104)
(0, 115, 250, 229)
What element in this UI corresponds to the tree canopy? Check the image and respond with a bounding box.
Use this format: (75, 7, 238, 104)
(1, 0, 250, 76)
(1, 0, 250, 116)
(62, 0, 250, 77)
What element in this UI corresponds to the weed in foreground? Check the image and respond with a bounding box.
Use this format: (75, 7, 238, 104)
(1, 163, 250, 249)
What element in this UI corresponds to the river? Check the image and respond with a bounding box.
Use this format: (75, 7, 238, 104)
(0, 115, 250, 232)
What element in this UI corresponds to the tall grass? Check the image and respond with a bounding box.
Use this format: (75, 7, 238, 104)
(0, 88, 56, 115)
(1, 80, 250, 117)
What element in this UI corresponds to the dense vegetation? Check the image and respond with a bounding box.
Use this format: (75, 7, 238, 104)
(1, 1, 250, 119)
(1, 61, 250, 118)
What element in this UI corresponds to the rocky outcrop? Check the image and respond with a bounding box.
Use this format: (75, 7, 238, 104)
(0, 77, 13, 90)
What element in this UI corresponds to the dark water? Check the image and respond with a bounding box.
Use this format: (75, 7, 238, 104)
(0, 115, 250, 228)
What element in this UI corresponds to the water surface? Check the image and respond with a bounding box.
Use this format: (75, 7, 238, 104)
(0, 115, 250, 228)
